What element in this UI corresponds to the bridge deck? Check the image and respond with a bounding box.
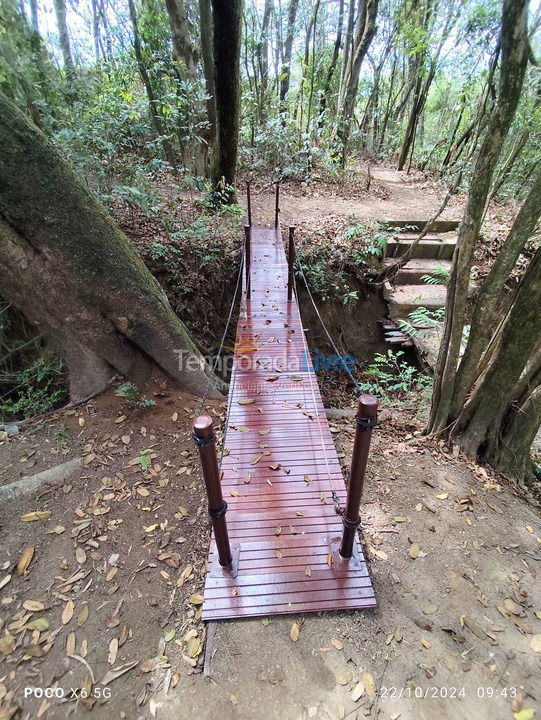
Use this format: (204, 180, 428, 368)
(202, 227, 375, 620)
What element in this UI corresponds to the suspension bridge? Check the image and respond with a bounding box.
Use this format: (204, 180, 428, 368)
(193, 185, 377, 621)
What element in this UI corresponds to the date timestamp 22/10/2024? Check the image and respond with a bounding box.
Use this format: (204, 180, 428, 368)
(379, 687, 518, 700)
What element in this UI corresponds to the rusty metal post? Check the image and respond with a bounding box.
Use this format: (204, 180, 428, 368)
(339, 394, 378, 559)
(193, 416, 232, 567)
(274, 182, 280, 229)
(244, 224, 251, 299)
(246, 181, 252, 227)
(287, 225, 296, 302)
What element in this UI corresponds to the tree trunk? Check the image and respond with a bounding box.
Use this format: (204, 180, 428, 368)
(199, 0, 217, 156)
(451, 166, 541, 418)
(91, 0, 100, 63)
(397, 0, 457, 170)
(279, 0, 300, 109)
(338, 0, 356, 108)
(0, 92, 221, 401)
(29, 0, 39, 33)
(52, 0, 75, 81)
(454, 248, 541, 464)
(127, 0, 174, 165)
(490, 364, 541, 480)
(427, 0, 529, 434)
(257, 0, 273, 122)
(487, 127, 530, 203)
(210, 0, 243, 200)
(295, 0, 321, 127)
(318, 0, 344, 128)
(335, 0, 379, 164)
(165, 0, 199, 78)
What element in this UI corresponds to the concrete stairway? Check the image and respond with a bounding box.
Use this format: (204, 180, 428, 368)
(380, 220, 460, 368)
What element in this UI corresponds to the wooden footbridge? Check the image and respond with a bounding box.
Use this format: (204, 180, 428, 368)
(193, 185, 377, 621)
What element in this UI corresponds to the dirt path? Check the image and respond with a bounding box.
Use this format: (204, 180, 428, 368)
(247, 165, 463, 228)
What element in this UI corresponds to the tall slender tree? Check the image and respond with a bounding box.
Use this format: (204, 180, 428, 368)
(52, 0, 75, 81)
(165, 0, 199, 78)
(279, 0, 300, 109)
(210, 0, 243, 199)
(318, 0, 345, 128)
(335, 0, 379, 163)
(127, 0, 174, 164)
(199, 0, 217, 150)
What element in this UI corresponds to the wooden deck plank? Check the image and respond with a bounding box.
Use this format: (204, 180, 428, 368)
(202, 226, 375, 620)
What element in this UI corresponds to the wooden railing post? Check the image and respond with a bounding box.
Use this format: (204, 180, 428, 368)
(274, 182, 280, 229)
(339, 394, 378, 559)
(287, 225, 296, 302)
(244, 224, 251, 299)
(193, 416, 232, 568)
(246, 181, 252, 227)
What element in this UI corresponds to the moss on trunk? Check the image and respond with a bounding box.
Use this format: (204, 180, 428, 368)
(0, 92, 223, 400)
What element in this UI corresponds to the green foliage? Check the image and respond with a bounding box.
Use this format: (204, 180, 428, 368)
(115, 382, 139, 403)
(202, 183, 242, 210)
(364, 230, 389, 258)
(0, 352, 67, 420)
(343, 217, 367, 242)
(362, 350, 432, 401)
(421, 265, 451, 285)
(133, 448, 152, 469)
(110, 185, 163, 214)
(53, 423, 72, 446)
(246, 117, 323, 180)
(397, 306, 445, 338)
(115, 382, 156, 408)
(342, 290, 359, 305)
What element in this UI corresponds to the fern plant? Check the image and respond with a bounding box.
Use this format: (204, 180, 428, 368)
(362, 349, 432, 401)
(397, 307, 445, 338)
(421, 265, 450, 285)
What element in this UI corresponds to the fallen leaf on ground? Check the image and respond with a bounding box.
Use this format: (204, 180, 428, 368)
(23, 600, 44, 612)
(336, 669, 353, 686)
(62, 600, 74, 625)
(290, 621, 302, 642)
(351, 680, 365, 701)
(514, 710, 535, 720)
(21, 511, 51, 522)
(100, 660, 139, 686)
(16, 547, 35, 576)
(360, 672, 377, 699)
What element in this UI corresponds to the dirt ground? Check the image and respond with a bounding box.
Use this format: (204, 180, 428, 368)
(1, 167, 539, 720)
(1, 385, 540, 720)
(247, 167, 465, 228)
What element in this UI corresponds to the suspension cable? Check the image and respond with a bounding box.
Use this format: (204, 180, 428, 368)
(291, 260, 342, 511)
(196, 240, 246, 419)
(296, 261, 363, 393)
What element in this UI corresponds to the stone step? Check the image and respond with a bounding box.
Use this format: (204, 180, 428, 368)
(392, 231, 457, 242)
(385, 238, 456, 260)
(384, 259, 452, 285)
(385, 219, 460, 233)
(383, 281, 447, 319)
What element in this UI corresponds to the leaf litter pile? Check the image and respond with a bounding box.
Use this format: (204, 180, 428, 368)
(0, 380, 221, 719)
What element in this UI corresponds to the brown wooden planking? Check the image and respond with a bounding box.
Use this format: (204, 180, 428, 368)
(202, 226, 375, 621)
